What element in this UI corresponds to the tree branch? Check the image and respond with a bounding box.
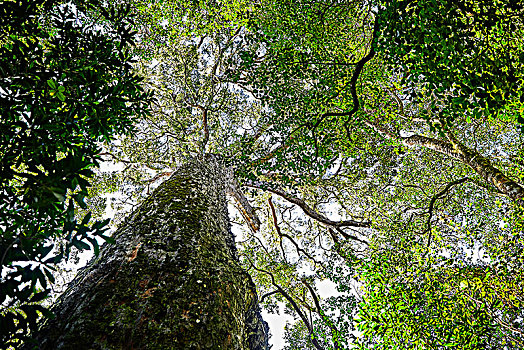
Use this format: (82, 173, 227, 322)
(246, 180, 370, 230)
(247, 259, 325, 350)
(423, 177, 469, 247)
(142, 171, 173, 184)
(366, 121, 524, 202)
(315, 15, 379, 130)
(249, 125, 303, 168)
(301, 279, 341, 350)
(268, 197, 321, 264)
(445, 131, 524, 201)
(260, 290, 280, 304)
(227, 177, 261, 233)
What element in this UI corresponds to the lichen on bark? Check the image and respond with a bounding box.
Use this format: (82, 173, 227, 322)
(25, 155, 269, 350)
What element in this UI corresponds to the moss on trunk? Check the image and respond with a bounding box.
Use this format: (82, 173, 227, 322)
(25, 156, 269, 350)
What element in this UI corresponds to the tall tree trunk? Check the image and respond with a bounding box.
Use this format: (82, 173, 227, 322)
(26, 156, 269, 350)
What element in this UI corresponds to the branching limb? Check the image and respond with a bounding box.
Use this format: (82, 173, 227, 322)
(320, 16, 380, 123)
(246, 180, 370, 231)
(142, 171, 173, 184)
(249, 125, 303, 168)
(268, 197, 322, 265)
(423, 177, 469, 247)
(302, 279, 341, 350)
(268, 196, 289, 263)
(366, 120, 524, 201)
(98, 151, 133, 164)
(364, 120, 462, 159)
(247, 259, 325, 350)
(335, 227, 368, 245)
(227, 177, 261, 233)
(309, 16, 380, 135)
(444, 130, 524, 201)
(260, 290, 280, 303)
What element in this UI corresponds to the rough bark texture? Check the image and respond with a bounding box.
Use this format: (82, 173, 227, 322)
(445, 132, 524, 201)
(25, 156, 269, 350)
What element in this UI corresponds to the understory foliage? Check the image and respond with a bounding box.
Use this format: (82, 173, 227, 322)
(6, 0, 524, 348)
(0, 0, 149, 345)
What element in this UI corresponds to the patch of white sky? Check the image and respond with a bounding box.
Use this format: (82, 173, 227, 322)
(160, 18, 169, 29)
(149, 58, 160, 69)
(322, 156, 347, 180)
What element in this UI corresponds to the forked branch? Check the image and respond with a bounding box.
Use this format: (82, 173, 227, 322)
(268, 197, 322, 264)
(246, 180, 370, 231)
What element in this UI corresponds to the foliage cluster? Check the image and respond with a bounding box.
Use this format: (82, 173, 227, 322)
(0, 0, 149, 345)
(110, 1, 523, 348)
(376, 0, 524, 126)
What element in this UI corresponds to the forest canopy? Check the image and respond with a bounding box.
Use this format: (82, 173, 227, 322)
(1, 0, 524, 349)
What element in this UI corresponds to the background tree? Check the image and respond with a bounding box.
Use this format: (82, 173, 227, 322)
(0, 0, 149, 345)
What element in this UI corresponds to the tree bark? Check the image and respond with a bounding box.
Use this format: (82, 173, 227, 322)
(25, 155, 269, 350)
(366, 121, 524, 201)
(444, 131, 524, 201)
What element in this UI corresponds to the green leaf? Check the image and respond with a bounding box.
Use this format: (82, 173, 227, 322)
(88, 237, 100, 256)
(47, 79, 57, 89)
(72, 239, 90, 251)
